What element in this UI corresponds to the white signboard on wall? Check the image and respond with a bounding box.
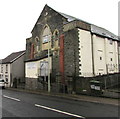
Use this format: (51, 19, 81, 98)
(27, 62, 36, 69)
(40, 61, 48, 76)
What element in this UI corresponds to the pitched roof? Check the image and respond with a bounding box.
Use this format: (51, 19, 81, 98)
(59, 12, 91, 25)
(59, 12, 77, 22)
(61, 13, 118, 41)
(32, 4, 119, 41)
(2, 50, 25, 64)
(91, 25, 118, 41)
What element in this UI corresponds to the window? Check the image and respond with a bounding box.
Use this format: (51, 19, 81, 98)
(35, 37, 39, 53)
(1, 64, 3, 73)
(100, 57, 102, 60)
(99, 73, 101, 75)
(110, 58, 112, 61)
(6, 64, 8, 73)
(54, 31, 59, 41)
(43, 35, 50, 43)
(5, 75, 8, 82)
(109, 40, 113, 45)
(42, 25, 52, 50)
(53, 30, 59, 48)
(42, 26, 51, 44)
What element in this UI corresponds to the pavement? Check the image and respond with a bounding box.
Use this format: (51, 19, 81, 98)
(6, 88, 119, 106)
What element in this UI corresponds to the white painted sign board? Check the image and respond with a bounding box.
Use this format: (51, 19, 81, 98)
(40, 61, 48, 76)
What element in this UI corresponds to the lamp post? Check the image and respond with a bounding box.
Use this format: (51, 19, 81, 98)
(48, 35, 51, 92)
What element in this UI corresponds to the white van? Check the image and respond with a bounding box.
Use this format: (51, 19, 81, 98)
(0, 79, 5, 89)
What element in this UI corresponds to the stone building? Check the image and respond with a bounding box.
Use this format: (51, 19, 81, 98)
(25, 5, 120, 91)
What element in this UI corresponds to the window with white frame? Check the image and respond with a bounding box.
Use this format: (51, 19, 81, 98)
(1, 64, 3, 73)
(6, 64, 8, 73)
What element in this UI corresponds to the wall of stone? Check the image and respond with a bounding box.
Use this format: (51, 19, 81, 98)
(25, 78, 38, 90)
(64, 28, 79, 77)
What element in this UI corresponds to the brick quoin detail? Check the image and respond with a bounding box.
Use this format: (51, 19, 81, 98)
(59, 34, 65, 84)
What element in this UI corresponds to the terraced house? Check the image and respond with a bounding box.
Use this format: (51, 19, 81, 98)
(0, 51, 25, 87)
(25, 5, 120, 92)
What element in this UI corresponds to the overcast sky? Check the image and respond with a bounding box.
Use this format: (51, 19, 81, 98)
(0, 0, 119, 59)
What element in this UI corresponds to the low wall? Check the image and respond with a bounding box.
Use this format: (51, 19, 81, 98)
(24, 73, 120, 98)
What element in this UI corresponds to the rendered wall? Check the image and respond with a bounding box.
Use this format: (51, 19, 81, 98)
(78, 29, 93, 77)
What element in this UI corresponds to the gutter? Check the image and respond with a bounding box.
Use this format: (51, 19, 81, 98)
(10, 52, 25, 63)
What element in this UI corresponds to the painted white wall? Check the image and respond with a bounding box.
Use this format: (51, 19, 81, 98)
(92, 34, 107, 75)
(78, 30, 119, 77)
(92, 35, 119, 75)
(105, 38, 118, 73)
(78, 29, 93, 77)
(25, 57, 52, 78)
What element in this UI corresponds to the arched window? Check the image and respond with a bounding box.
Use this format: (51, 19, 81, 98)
(53, 30, 59, 48)
(42, 25, 52, 50)
(35, 36, 39, 53)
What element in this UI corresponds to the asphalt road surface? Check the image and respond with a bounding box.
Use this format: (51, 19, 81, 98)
(1, 89, 119, 118)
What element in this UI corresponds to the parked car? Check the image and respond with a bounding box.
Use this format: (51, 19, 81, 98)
(0, 79, 5, 89)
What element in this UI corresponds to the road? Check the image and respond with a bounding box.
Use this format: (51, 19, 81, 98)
(1, 89, 119, 118)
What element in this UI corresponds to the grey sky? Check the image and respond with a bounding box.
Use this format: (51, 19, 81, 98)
(0, 0, 119, 59)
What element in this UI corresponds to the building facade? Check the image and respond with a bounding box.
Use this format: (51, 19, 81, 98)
(0, 51, 25, 87)
(25, 5, 120, 90)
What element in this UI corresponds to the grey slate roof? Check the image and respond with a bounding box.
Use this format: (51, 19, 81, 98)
(59, 12, 77, 22)
(2, 50, 25, 64)
(59, 12, 90, 25)
(91, 25, 118, 41)
(59, 12, 119, 41)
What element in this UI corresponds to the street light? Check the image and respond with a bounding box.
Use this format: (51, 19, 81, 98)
(48, 35, 51, 92)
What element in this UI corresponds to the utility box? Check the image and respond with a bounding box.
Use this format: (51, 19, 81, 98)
(90, 80, 103, 95)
